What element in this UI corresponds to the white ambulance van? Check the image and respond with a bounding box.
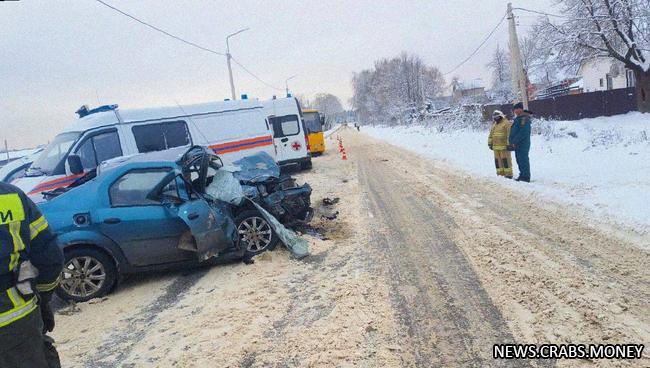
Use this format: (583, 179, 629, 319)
(262, 97, 312, 170)
(12, 100, 275, 202)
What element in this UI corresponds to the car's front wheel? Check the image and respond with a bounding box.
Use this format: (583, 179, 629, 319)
(56, 248, 117, 302)
(235, 210, 279, 256)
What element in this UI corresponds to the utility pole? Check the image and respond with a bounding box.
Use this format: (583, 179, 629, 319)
(507, 3, 529, 109)
(225, 28, 250, 101)
(285, 75, 297, 97)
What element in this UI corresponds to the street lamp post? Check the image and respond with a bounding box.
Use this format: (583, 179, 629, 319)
(285, 75, 297, 97)
(225, 27, 250, 101)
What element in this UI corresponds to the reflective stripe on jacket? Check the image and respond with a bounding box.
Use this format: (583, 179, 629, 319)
(488, 118, 512, 151)
(0, 182, 63, 327)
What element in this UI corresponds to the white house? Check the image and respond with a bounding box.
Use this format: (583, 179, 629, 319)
(577, 57, 636, 92)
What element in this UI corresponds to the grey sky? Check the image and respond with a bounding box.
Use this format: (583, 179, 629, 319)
(2, 0, 551, 149)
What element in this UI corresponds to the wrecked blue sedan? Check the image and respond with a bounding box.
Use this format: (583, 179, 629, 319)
(39, 146, 312, 301)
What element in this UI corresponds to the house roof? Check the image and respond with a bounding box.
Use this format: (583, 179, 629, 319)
(455, 79, 485, 91)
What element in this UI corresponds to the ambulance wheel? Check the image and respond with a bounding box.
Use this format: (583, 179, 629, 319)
(235, 210, 279, 256)
(301, 160, 313, 170)
(56, 247, 117, 302)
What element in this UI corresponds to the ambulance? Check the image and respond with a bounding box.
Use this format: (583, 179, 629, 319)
(12, 100, 275, 202)
(262, 97, 312, 170)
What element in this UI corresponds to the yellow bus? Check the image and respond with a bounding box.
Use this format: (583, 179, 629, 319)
(302, 109, 325, 156)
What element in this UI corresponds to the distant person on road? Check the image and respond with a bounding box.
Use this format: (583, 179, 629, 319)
(508, 102, 532, 182)
(487, 110, 513, 178)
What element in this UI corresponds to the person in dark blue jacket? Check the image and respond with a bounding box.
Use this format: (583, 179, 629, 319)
(508, 102, 532, 182)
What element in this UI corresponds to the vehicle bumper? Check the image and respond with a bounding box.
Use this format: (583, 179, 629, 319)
(278, 156, 311, 169)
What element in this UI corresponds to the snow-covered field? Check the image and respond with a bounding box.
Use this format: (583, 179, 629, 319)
(363, 112, 650, 236)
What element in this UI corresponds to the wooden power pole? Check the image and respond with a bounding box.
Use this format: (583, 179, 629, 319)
(507, 3, 529, 109)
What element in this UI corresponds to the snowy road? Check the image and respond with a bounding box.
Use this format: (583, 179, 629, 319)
(353, 128, 649, 367)
(50, 127, 649, 367)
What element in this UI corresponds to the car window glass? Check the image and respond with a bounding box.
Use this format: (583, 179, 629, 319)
(161, 179, 179, 198)
(132, 124, 165, 153)
(93, 131, 123, 164)
(31, 132, 80, 175)
(132, 121, 189, 153)
(303, 112, 322, 133)
(75, 139, 97, 170)
(270, 115, 300, 137)
(109, 169, 170, 207)
(163, 121, 190, 148)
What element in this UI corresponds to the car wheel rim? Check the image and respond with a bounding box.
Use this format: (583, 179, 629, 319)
(60, 256, 106, 298)
(238, 216, 273, 252)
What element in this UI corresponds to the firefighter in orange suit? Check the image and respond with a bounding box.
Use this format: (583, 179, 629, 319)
(488, 110, 513, 178)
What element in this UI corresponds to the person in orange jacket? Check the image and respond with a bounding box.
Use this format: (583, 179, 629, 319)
(487, 110, 513, 178)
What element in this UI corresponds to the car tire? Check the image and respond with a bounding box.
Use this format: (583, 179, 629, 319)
(55, 247, 117, 302)
(235, 210, 279, 256)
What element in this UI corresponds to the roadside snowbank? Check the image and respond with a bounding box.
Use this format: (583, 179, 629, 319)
(363, 112, 650, 235)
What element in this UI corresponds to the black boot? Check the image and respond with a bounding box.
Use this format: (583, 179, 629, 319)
(515, 176, 530, 182)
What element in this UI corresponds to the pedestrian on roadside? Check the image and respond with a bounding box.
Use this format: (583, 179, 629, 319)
(0, 182, 63, 368)
(508, 102, 532, 182)
(487, 110, 513, 178)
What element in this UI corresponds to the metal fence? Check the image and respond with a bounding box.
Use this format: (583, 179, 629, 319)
(483, 87, 637, 121)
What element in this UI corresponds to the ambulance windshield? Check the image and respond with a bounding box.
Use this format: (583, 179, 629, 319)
(28, 132, 80, 176)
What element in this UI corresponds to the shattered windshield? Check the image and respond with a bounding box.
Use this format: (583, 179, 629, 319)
(28, 132, 80, 176)
(302, 112, 322, 134)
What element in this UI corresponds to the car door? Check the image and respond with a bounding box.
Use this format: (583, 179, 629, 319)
(97, 168, 194, 266)
(175, 198, 235, 261)
(269, 114, 307, 162)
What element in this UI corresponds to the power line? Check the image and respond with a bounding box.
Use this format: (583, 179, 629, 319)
(512, 7, 566, 18)
(443, 13, 507, 76)
(94, 0, 285, 93)
(230, 57, 284, 91)
(94, 0, 225, 56)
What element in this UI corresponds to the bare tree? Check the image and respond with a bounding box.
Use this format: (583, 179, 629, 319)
(351, 52, 445, 124)
(537, 0, 650, 111)
(312, 93, 344, 124)
(295, 94, 311, 109)
(486, 44, 513, 102)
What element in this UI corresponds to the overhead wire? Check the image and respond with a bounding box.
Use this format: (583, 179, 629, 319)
(94, 0, 284, 92)
(442, 13, 507, 76)
(511, 7, 566, 18)
(230, 57, 284, 91)
(95, 0, 225, 56)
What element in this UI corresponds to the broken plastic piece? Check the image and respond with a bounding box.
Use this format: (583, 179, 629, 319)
(322, 197, 340, 206)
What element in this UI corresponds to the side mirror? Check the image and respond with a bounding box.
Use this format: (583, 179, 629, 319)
(68, 155, 84, 175)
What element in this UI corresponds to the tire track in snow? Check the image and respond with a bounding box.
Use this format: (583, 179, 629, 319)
(354, 138, 549, 367)
(83, 269, 208, 368)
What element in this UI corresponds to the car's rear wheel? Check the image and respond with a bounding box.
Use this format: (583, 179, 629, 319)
(235, 210, 279, 256)
(56, 248, 117, 302)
